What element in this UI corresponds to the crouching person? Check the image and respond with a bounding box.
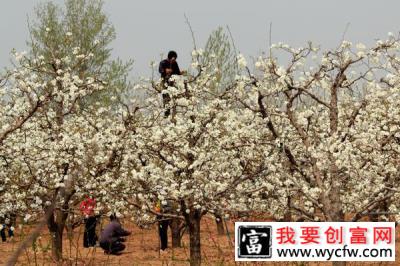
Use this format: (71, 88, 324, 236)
(99, 214, 131, 255)
(1, 213, 16, 242)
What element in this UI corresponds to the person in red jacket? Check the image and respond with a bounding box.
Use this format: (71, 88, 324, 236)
(80, 196, 98, 247)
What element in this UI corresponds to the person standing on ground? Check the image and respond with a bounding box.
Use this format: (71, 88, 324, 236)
(99, 214, 131, 255)
(155, 200, 175, 253)
(80, 196, 98, 248)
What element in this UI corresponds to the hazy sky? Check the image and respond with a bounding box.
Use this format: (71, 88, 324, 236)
(1, 0, 400, 78)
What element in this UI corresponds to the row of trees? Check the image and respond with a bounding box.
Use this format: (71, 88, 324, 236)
(1, 1, 399, 265)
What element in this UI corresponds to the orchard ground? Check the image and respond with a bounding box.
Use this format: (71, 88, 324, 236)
(0, 214, 399, 265)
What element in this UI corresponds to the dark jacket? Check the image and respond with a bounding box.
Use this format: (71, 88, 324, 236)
(99, 220, 130, 244)
(159, 59, 181, 79)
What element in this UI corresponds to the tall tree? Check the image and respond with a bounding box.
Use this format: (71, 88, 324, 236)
(201, 27, 237, 93)
(27, 0, 132, 107)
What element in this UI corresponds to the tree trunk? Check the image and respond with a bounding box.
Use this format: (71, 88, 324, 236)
(327, 179, 345, 222)
(327, 173, 345, 266)
(215, 215, 225, 235)
(283, 195, 292, 221)
(46, 183, 73, 262)
(170, 218, 183, 248)
(47, 209, 68, 262)
(186, 210, 202, 266)
(325, 198, 346, 266)
(369, 197, 389, 222)
(50, 226, 63, 262)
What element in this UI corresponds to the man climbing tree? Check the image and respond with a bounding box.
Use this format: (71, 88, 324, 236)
(159, 51, 185, 79)
(158, 51, 185, 117)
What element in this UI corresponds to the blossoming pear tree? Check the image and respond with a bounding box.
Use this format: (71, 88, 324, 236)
(0, 49, 136, 261)
(123, 54, 280, 265)
(237, 36, 400, 224)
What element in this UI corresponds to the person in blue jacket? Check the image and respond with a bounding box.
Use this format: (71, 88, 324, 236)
(99, 214, 131, 255)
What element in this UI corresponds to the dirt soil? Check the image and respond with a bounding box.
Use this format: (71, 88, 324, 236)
(1, 215, 399, 265)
